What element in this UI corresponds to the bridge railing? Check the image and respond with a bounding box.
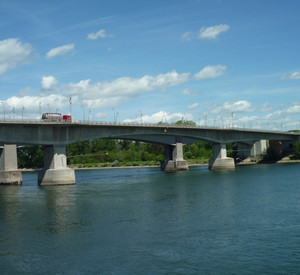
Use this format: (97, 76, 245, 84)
(0, 118, 297, 135)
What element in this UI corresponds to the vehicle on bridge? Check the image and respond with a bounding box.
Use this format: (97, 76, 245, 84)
(42, 113, 72, 122)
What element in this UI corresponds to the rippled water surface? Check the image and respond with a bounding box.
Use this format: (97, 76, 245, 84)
(1, 164, 300, 274)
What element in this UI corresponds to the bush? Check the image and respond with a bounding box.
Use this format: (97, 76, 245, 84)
(112, 160, 119, 167)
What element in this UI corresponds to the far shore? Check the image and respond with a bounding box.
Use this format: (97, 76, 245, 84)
(18, 158, 300, 173)
(19, 163, 208, 172)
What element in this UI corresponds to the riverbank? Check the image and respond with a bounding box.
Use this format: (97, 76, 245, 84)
(19, 157, 300, 172)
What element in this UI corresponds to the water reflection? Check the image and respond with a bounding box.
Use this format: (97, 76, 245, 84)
(37, 185, 81, 234)
(1, 165, 300, 274)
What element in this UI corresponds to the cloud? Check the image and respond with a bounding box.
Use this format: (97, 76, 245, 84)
(281, 72, 300, 80)
(199, 24, 230, 40)
(4, 94, 69, 119)
(194, 65, 226, 80)
(211, 100, 253, 114)
(124, 110, 193, 124)
(223, 100, 252, 112)
(87, 29, 108, 40)
(181, 89, 191, 95)
(46, 44, 75, 59)
(63, 70, 190, 108)
(41, 76, 58, 90)
(0, 38, 32, 76)
(182, 32, 192, 41)
(188, 103, 199, 110)
(286, 105, 300, 113)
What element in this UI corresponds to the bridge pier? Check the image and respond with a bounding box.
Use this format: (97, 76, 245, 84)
(236, 140, 268, 160)
(0, 144, 22, 185)
(38, 145, 75, 186)
(209, 143, 235, 170)
(161, 142, 188, 172)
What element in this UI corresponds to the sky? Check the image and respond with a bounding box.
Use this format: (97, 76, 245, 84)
(1, 0, 300, 130)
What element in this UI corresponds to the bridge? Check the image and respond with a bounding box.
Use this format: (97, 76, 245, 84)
(0, 120, 299, 185)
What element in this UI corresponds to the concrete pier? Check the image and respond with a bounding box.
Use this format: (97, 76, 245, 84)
(209, 143, 235, 170)
(236, 140, 268, 160)
(0, 144, 22, 185)
(38, 145, 75, 186)
(161, 142, 188, 172)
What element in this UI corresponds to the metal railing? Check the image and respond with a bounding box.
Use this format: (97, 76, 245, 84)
(0, 118, 298, 135)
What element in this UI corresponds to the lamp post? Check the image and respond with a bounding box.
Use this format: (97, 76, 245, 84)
(69, 97, 72, 117)
(139, 110, 143, 124)
(22, 107, 25, 121)
(1, 101, 5, 121)
(81, 104, 85, 122)
(112, 108, 116, 123)
(88, 110, 91, 122)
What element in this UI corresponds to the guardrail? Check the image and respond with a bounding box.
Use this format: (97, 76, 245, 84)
(0, 118, 297, 135)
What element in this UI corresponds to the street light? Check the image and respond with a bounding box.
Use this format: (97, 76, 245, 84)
(1, 101, 5, 121)
(22, 107, 25, 121)
(112, 108, 116, 123)
(81, 104, 85, 122)
(39, 102, 41, 118)
(139, 110, 143, 124)
(88, 110, 91, 122)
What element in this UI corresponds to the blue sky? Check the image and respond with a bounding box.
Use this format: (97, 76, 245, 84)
(1, 0, 300, 130)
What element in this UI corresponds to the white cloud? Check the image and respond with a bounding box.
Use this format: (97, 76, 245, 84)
(4, 94, 68, 119)
(223, 100, 252, 112)
(286, 105, 300, 113)
(188, 103, 199, 110)
(281, 72, 300, 80)
(181, 89, 191, 95)
(63, 70, 190, 108)
(199, 24, 230, 40)
(0, 38, 32, 76)
(124, 111, 193, 124)
(194, 65, 226, 80)
(87, 29, 108, 40)
(41, 76, 58, 90)
(46, 44, 75, 59)
(211, 100, 252, 114)
(182, 32, 192, 41)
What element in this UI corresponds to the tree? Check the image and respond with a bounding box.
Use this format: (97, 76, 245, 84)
(293, 141, 300, 159)
(174, 120, 196, 126)
(18, 145, 44, 168)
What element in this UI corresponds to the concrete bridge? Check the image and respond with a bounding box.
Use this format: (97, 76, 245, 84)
(0, 120, 299, 185)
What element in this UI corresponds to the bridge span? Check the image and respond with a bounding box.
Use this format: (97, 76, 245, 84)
(0, 120, 299, 185)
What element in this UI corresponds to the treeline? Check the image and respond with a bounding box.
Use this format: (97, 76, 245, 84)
(17, 140, 214, 168)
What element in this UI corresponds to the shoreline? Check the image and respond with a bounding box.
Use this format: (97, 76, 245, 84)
(18, 159, 300, 172)
(19, 163, 208, 172)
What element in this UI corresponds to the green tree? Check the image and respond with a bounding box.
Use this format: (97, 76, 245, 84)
(174, 119, 196, 126)
(17, 145, 44, 168)
(293, 141, 300, 159)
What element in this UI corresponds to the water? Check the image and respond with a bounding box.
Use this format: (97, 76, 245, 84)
(1, 164, 300, 274)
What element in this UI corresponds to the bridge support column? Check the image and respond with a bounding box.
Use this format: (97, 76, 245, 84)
(251, 140, 268, 158)
(38, 145, 75, 186)
(209, 143, 235, 170)
(0, 144, 22, 185)
(161, 142, 188, 172)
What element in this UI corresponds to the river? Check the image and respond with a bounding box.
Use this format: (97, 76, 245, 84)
(1, 164, 300, 274)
